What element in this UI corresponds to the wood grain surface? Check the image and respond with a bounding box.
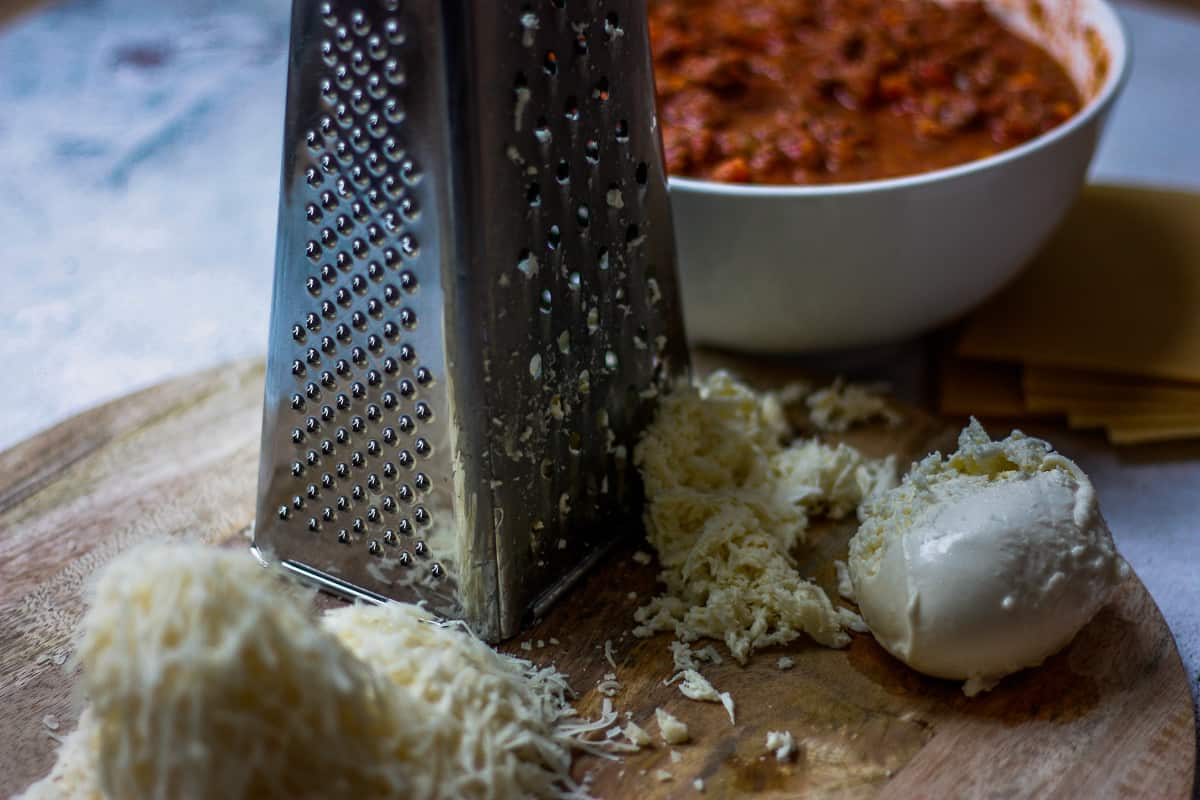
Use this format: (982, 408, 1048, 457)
(0, 357, 1193, 799)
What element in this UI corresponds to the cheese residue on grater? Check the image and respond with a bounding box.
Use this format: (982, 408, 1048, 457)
(18, 544, 623, 800)
(632, 372, 896, 663)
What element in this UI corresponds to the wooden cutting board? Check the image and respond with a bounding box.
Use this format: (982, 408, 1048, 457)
(0, 357, 1193, 799)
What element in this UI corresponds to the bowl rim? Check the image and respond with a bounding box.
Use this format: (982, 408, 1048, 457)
(665, 0, 1131, 198)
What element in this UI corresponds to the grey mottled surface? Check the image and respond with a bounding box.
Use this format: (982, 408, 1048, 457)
(0, 0, 1197, 780)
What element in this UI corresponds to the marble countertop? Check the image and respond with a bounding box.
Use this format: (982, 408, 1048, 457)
(1, 0, 1197, 782)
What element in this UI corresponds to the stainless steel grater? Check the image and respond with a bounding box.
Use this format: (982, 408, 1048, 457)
(253, 0, 688, 641)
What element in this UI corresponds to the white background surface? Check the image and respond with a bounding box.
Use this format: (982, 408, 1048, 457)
(0, 0, 1197, 772)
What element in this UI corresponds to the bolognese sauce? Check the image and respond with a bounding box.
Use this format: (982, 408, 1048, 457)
(649, 0, 1083, 184)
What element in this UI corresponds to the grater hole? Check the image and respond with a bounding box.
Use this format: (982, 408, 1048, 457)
(635, 161, 649, 185)
(367, 35, 385, 61)
(573, 32, 588, 55)
(615, 119, 629, 141)
(547, 225, 561, 250)
(543, 50, 558, 75)
(534, 117, 551, 144)
(383, 18, 403, 45)
(400, 158, 421, 185)
(585, 139, 600, 163)
(576, 205, 590, 228)
(527, 183, 542, 207)
(564, 96, 579, 121)
(592, 77, 610, 102)
(539, 289, 552, 314)
(400, 233, 419, 257)
(555, 160, 570, 184)
(384, 58, 404, 86)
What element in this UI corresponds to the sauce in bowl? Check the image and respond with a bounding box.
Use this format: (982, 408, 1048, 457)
(649, 0, 1083, 185)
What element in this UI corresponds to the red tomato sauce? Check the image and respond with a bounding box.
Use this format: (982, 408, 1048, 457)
(649, 0, 1083, 184)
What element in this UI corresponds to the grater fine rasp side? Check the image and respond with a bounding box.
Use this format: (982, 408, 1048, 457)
(253, 0, 689, 641)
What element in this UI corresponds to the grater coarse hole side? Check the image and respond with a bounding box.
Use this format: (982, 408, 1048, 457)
(253, 0, 689, 641)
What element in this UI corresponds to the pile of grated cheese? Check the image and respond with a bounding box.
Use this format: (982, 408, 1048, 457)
(632, 371, 897, 664)
(19, 544, 618, 800)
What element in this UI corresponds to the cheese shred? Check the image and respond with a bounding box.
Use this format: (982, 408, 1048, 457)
(19, 544, 623, 800)
(633, 372, 896, 663)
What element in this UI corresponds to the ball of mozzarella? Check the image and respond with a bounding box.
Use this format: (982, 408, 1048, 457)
(848, 420, 1129, 695)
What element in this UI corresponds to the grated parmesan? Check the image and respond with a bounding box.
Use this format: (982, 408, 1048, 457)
(633, 372, 896, 664)
(765, 730, 797, 762)
(777, 656, 795, 670)
(604, 639, 617, 669)
(835, 559, 856, 600)
(623, 721, 653, 748)
(676, 670, 720, 703)
(20, 544, 620, 800)
(806, 377, 902, 432)
(655, 708, 689, 745)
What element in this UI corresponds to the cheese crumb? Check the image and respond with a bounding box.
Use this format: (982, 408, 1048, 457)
(604, 639, 617, 669)
(623, 722, 652, 748)
(675, 670, 714, 699)
(655, 708, 689, 745)
(806, 377, 902, 432)
(633, 372, 896, 663)
(669, 750, 683, 764)
(693, 777, 705, 792)
(655, 769, 673, 782)
(631, 550, 652, 565)
(718, 692, 736, 725)
(777, 656, 795, 670)
(835, 559, 856, 601)
(765, 730, 797, 761)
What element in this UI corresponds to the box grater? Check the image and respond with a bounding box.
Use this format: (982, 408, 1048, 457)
(252, 0, 689, 641)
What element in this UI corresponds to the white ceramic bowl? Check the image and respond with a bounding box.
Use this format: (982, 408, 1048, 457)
(668, 0, 1129, 352)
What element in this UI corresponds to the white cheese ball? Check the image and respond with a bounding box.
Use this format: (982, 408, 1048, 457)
(848, 420, 1129, 695)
